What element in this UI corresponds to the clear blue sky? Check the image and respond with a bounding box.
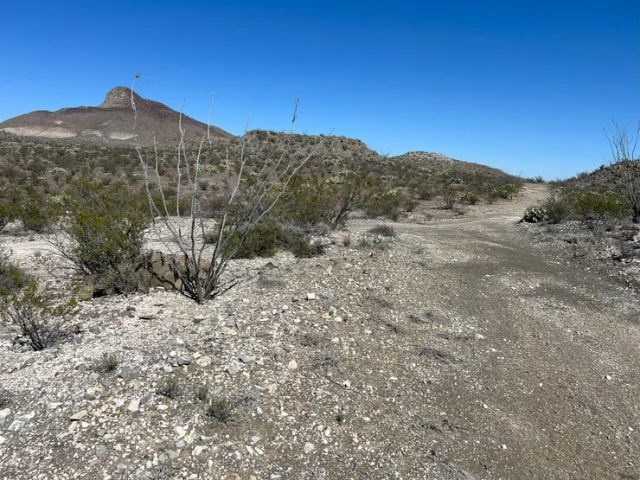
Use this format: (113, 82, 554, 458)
(1, 0, 638, 179)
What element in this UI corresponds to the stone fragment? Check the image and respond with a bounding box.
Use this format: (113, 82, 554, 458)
(69, 410, 88, 421)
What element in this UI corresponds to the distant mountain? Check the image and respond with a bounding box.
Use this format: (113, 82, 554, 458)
(0, 87, 233, 146)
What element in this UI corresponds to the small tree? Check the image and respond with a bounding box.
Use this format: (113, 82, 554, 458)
(606, 121, 640, 223)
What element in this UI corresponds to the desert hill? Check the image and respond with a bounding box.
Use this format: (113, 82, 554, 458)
(556, 160, 640, 192)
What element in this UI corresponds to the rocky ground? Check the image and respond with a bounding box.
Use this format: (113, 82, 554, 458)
(1, 184, 639, 480)
(519, 218, 640, 291)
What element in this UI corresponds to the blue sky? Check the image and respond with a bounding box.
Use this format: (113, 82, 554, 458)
(1, 0, 638, 179)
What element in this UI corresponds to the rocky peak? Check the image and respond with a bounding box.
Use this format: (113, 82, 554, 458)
(101, 87, 140, 109)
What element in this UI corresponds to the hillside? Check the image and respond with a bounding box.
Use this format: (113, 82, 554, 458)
(0, 87, 233, 146)
(557, 160, 640, 192)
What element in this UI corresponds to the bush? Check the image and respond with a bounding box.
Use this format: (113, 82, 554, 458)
(156, 377, 181, 399)
(439, 186, 459, 209)
(527, 190, 630, 225)
(58, 181, 149, 293)
(566, 190, 629, 222)
(291, 236, 326, 258)
(206, 397, 234, 423)
(363, 188, 414, 219)
(277, 172, 373, 229)
(494, 184, 520, 200)
(0, 202, 13, 229)
(542, 195, 571, 224)
(2, 281, 74, 351)
(227, 221, 281, 259)
(0, 247, 30, 297)
(459, 190, 480, 205)
(16, 199, 58, 233)
(94, 353, 118, 373)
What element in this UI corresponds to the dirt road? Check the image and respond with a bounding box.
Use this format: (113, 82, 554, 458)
(389, 183, 640, 478)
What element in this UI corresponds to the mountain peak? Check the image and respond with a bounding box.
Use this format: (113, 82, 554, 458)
(101, 86, 140, 109)
(0, 86, 233, 145)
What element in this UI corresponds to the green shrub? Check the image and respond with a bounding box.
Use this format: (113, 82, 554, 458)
(60, 181, 149, 276)
(459, 190, 480, 205)
(291, 236, 326, 258)
(529, 190, 631, 225)
(566, 190, 629, 221)
(411, 183, 434, 200)
(0, 247, 30, 297)
(206, 397, 234, 423)
(2, 281, 74, 351)
(439, 186, 459, 209)
(227, 221, 281, 259)
(541, 195, 571, 224)
(277, 172, 372, 229)
(0, 202, 13, 228)
(363, 188, 413, 219)
(494, 184, 520, 200)
(12, 185, 61, 233)
(277, 176, 335, 227)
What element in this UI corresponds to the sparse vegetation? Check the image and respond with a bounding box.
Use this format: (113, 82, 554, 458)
(206, 397, 234, 423)
(2, 281, 74, 351)
(94, 353, 119, 373)
(0, 388, 11, 408)
(57, 180, 148, 277)
(196, 385, 209, 402)
(0, 245, 30, 297)
(156, 377, 181, 399)
(523, 190, 630, 225)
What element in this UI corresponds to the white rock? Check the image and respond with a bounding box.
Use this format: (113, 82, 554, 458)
(303, 442, 315, 454)
(8, 420, 25, 431)
(69, 410, 88, 421)
(47, 402, 62, 410)
(196, 356, 212, 367)
(0, 408, 10, 419)
(226, 361, 243, 375)
(193, 445, 206, 456)
(0, 435, 5, 444)
(287, 360, 299, 370)
(128, 398, 140, 412)
(305, 293, 316, 301)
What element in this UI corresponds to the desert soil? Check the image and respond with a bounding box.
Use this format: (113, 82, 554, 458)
(1, 183, 638, 480)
